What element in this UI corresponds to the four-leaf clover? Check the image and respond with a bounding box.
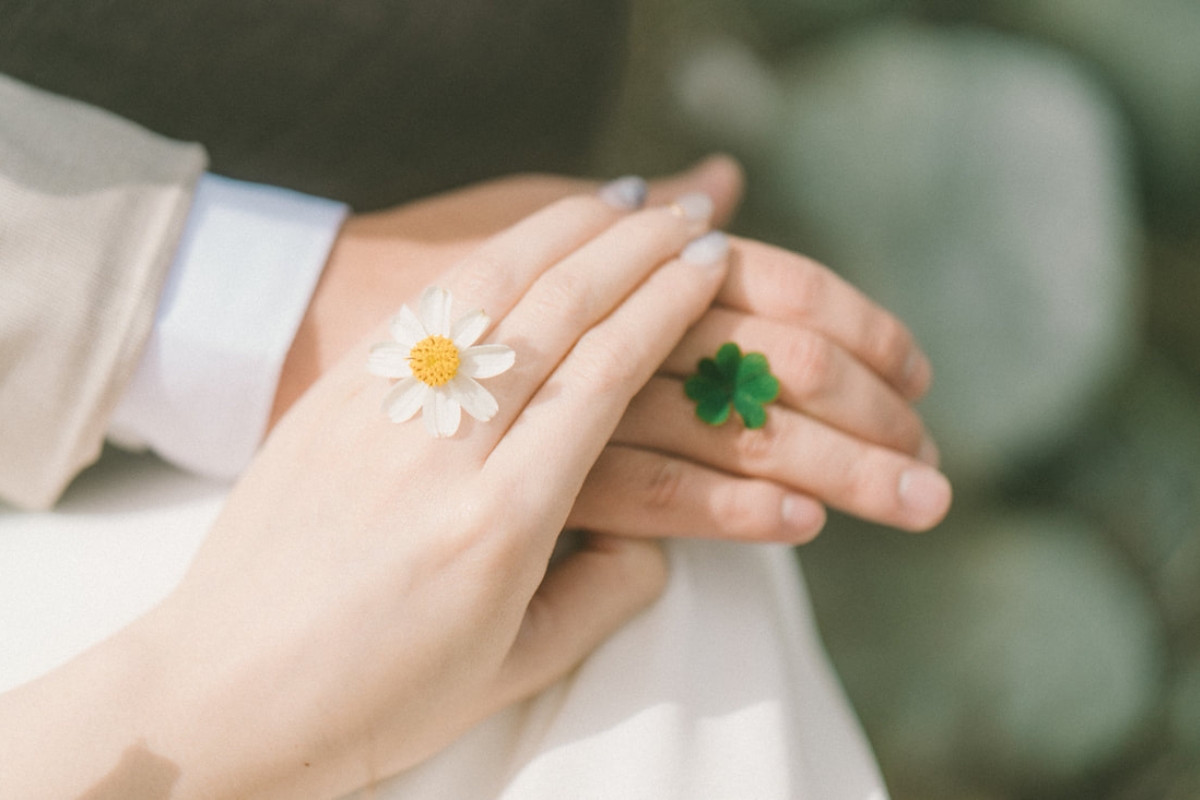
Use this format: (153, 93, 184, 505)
(684, 343, 780, 429)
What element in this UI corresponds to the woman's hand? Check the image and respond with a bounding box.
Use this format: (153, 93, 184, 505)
(274, 155, 951, 546)
(269, 157, 745, 421)
(108, 192, 726, 798)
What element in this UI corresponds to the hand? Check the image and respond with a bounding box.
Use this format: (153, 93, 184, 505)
(147, 192, 725, 796)
(273, 155, 951, 545)
(269, 156, 746, 424)
(0, 190, 726, 798)
(574, 235, 952, 540)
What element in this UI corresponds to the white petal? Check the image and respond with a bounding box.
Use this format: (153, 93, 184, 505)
(390, 304, 427, 350)
(459, 344, 515, 379)
(381, 377, 426, 423)
(367, 343, 412, 378)
(423, 386, 461, 437)
(419, 287, 453, 337)
(448, 376, 499, 422)
(451, 309, 489, 349)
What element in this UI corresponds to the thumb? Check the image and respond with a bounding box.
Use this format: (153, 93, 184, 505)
(645, 153, 745, 228)
(495, 535, 668, 704)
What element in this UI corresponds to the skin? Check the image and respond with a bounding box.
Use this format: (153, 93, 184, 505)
(274, 155, 951, 540)
(0, 173, 726, 800)
(0, 157, 950, 798)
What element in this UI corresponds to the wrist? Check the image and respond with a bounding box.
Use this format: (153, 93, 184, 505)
(127, 594, 362, 800)
(0, 617, 182, 798)
(118, 602, 292, 799)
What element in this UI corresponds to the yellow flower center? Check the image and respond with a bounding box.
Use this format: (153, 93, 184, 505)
(409, 335, 460, 387)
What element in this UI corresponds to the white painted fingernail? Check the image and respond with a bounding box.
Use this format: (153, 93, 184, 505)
(669, 192, 714, 223)
(598, 176, 648, 210)
(898, 467, 952, 526)
(681, 231, 729, 267)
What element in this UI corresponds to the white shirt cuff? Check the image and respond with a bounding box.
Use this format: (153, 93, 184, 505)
(108, 173, 349, 480)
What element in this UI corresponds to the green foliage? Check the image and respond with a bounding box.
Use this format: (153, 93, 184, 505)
(684, 343, 780, 429)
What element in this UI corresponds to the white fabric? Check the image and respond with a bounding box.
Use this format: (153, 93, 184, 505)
(0, 452, 889, 800)
(108, 173, 348, 480)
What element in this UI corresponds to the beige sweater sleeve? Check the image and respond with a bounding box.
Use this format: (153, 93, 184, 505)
(0, 74, 207, 510)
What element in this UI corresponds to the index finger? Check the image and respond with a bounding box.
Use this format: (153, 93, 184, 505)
(717, 237, 933, 400)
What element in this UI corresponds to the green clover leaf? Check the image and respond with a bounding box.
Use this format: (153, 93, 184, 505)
(684, 343, 780, 429)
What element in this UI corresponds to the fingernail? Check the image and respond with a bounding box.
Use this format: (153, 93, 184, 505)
(598, 175, 648, 210)
(680, 231, 729, 267)
(917, 434, 940, 467)
(782, 494, 825, 538)
(668, 192, 714, 224)
(898, 467, 952, 526)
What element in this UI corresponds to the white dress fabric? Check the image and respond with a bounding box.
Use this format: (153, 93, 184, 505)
(0, 450, 889, 800)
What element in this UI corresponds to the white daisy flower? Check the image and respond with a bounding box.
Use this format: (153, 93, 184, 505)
(367, 287, 515, 437)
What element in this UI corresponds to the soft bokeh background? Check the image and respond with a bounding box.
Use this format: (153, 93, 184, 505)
(589, 1, 1200, 797)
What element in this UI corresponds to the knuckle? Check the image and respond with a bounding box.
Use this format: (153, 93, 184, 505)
(455, 252, 512, 302)
(465, 510, 547, 588)
(578, 335, 642, 396)
(644, 458, 686, 511)
(615, 204, 689, 248)
(432, 516, 499, 576)
(868, 315, 915, 375)
(534, 269, 594, 323)
(774, 259, 827, 321)
(732, 419, 782, 469)
(777, 333, 834, 400)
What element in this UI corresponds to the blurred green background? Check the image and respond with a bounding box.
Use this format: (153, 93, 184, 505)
(591, 1, 1200, 797)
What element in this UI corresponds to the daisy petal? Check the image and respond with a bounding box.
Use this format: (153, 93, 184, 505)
(419, 286, 453, 337)
(367, 343, 412, 378)
(451, 309, 489, 349)
(381, 377, 425, 423)
(460, 344, 515, 379)
(423, 386, 462, 437)
(448, 376, 499, 422)
(390, 304, 427, 350)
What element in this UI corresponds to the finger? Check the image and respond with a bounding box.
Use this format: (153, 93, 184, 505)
(613, 378, 952, 532)
(439, 190, 638, 323)
(376, 153, 743, 244)
(488, 235, 730, 530)
(477, 201, 714, 439)
(643, 153, 745, 228)
(570, 445, 826, 544)
(494, 535, 667, 707)
(718, 237, 933, 400)
(436, 154, 739, 321)
(663, 307, 935, 459)
(338, 190, 712, 463)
